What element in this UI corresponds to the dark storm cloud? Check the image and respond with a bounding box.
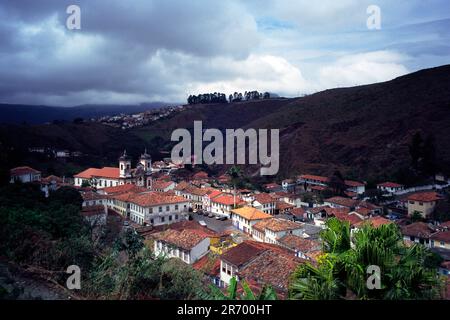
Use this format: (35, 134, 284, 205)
(0, 0, 449, 106)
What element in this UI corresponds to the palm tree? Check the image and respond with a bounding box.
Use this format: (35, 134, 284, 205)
(289, 218, 444, 300)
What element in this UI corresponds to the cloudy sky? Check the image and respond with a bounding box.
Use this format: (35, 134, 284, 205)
(1, 0, 449, 106)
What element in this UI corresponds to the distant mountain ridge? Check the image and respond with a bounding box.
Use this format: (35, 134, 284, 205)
(1, 64, 450, 182)
(0, 102, 176, 124)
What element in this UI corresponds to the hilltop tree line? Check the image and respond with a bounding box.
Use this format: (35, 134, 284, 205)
(187, 90, 271, 105)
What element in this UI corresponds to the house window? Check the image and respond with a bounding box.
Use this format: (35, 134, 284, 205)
(175, 215, 178, 220)
(161, 217, 165, 222)
(441, 241, 445, 246)
(166, 206, 170, 211)
(419, 202, 423, 206)
(175, 204, 179, 210)
(159, 207, 162, 212)
(169, 215, 172, 221)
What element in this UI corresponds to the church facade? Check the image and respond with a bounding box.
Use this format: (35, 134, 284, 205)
(74, 150, 152, 189)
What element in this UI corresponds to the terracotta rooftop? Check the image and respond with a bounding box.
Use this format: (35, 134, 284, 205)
(10, 166, 41, 176)
(231, 206, 272, 221)
(263, 183, 280, 190)
(430, 231, 450, 243)
(238, 249, 305, 291)
(212, 194, 244, 206)
(354, 216, 393, 228)
(41, 175, 63, 184)
(253, 218, 303, 233)
(377, 182, 404, 188)
(291, 207, 306, 217)
(277, 234, 321, 253)
(174, 181, 190, 191)
(130, 192, 188, 207)
(407, 192, 442, 202)
(325, 196, 359, 208)
(151, 179, 175, 191)
(253, 193, 275, 204)
(192, 254, 221, 277)
(74, 167, 120, 179)
(153, 229, 209, 250)
(102, 184, 146, 195)
(220, 241, 267, 268)
(401, 222, 437, 238)
(276, 201, 295, 211)
(344, 180, 365, 187)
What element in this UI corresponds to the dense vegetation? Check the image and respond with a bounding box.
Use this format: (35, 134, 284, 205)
(289, 218, 445, 300)
(0, 183, 95, 275)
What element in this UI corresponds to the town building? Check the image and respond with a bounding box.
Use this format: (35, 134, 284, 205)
(10, 166, 41, 183)
(230, 206, 272, 234)
(153, 229, 210, 264)
(406, 192, 442, 218)
(252, 218, 305, 244)
(251, 193, 276, 214)
(377, 182, 405, 194)
(73, 150, 152, 189)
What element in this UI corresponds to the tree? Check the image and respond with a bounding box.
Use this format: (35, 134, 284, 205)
(289, 218, 444, 300)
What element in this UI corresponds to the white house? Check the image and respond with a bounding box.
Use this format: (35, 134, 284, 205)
(252, 218, 305, 244)
(377, 182, 404, 195)
(109, 191, 190, 226)
(10, 166, 41, 183)
(210, 194, 245, 217)
(251, 193, 276, 215)
(153, 229, 210, 264)
(73, 150, 152, 189)
(230, 206, 272, 234)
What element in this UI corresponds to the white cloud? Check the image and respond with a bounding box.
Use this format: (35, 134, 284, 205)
(316, 51, 409, 89)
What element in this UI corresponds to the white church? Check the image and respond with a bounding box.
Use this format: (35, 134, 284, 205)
(74, 150, 153, 189)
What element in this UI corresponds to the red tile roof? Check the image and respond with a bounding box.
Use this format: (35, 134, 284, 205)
(377, 182, 404, 188)
(263, 183, 280, 190)
(212, 194, 244, 206)
(231, 206, 272, 221)
(152, 179, 175, 191)
(311, 185, 327, 191)
(238, 249, 305, 291)
(130, 192, 188, 207)
(253, 193, 275, 204)
(220, 241, 267, 268)
(277, 234, 321, 253)
(401, 222, 437, 238)
(354, 216, 392, 228)
(192, 254, 221, 277)
(153, 229, 209, 250)
(291, 207, 306, 217)
(41, 175, 63, 184)
(74, 167, 120, 179)
(253, 218, 303, 233)
(10, 166, 41, 176)
(325, 196, 359, 208)
(407, 192, 442, 202)
(102, 184, 146, 195)
(430, 231, 450, 243)
(344, 180, 365, 187)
